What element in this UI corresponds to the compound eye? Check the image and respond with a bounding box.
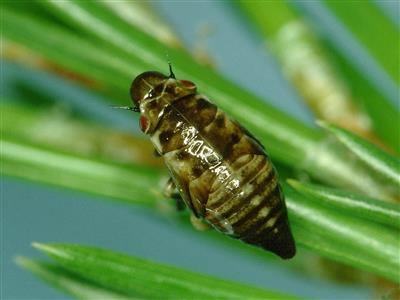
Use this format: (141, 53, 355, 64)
(139, 115, 150, 133)
(179, 80, 196, 90)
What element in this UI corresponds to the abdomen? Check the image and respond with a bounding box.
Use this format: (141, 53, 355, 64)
(151, 94, 295, 259)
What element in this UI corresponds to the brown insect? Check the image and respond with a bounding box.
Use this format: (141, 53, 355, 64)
(129, 66, 296, 259)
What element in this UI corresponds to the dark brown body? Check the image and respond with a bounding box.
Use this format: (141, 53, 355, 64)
(131, 71, 296, 259)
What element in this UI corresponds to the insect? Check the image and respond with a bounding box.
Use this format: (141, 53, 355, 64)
(128, 65, 296, 259)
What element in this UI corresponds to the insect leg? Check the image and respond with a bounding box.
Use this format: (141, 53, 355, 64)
(190, 214, 211, 231)
(163, 178, 210, 229)
(163, 177, 177, 198)
(163, 178, 185, 211)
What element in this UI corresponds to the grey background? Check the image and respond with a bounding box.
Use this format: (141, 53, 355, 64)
(2, 1, 398, 299)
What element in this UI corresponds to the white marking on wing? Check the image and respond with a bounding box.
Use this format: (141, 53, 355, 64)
(206, 208, 235, 235)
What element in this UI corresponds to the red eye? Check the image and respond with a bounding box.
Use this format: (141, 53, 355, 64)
(140, 115, 149, 133)
(179, 80, 196, 90)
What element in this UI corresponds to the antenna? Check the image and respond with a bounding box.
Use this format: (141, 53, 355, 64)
(168, 61, 176, 79)
(110, 105, 139, 112)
